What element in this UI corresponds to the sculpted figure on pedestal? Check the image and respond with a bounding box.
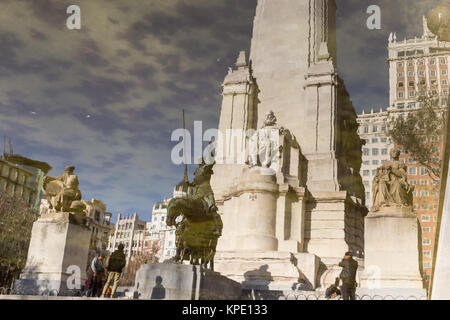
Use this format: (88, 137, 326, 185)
(42, 165, 83, 213)
(166, 159, 223, 271)
(248, 110, 280, 168)
(372, 149, 414, 212)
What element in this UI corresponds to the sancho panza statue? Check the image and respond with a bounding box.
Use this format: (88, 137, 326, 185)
(42, 165, 82, 212)
(371, 149, 414, 212)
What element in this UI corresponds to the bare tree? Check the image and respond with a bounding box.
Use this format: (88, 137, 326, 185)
(0, 193, 37, 288)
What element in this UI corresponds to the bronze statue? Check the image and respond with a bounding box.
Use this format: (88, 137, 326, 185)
(371, 149, 414, 212)
(42, 165, 84, 213)
(166, 160, 223, 271)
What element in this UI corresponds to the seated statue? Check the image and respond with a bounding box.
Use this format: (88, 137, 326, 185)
(371, 149, 414, 212)
(42, 165, 82, 213)
(247, 110, 280, 168)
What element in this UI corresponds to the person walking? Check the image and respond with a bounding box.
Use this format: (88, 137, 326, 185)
(338, 251, 358, 300)
(101, 244, 126, 298)
(90, 254, 105, 297)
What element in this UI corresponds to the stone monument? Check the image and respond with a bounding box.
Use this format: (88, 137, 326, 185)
(133, 159, 241, 300)
(211, 0, 367, 291)
(14, 166, 91, 296)
(360, 150, 425, 293)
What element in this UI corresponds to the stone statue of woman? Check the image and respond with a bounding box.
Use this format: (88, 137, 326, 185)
(371, 149, 414, 212)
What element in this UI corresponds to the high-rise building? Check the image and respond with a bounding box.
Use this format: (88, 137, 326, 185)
(358, 14, 450, 281)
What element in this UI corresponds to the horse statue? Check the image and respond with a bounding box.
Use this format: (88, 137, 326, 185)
(166, 160, 223, 271)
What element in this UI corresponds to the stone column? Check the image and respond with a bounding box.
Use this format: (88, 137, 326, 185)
(233, 167, 279, 251)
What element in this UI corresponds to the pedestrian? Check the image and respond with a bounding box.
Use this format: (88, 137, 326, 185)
(90, 254, 105, 297)
(325, 277, 341, 300)
(338, 251, 358, 300)
(101, 244, 126, 298)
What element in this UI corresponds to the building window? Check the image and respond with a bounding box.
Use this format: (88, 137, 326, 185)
(423, 251, 431, 257)
(365, 192, 370, 200)
(363, 170, 370, 177)
(363, 161, 370, 165)
(419, 71, 425, 77)
(442, 79, 448, 85)
(408, 167, 417, 175)
(408, 71, 414, 77)
(372, 138, 378, 143)
(409, 180, 417, 185)
(363, 149, 370, 156)
(422, 239, 431, 246)
(373, 126, 378, 133)
(420, 167, 428, 176)
(421, 214, 430, 222)
(422, 227, 431, 233)
(408, 158, 416, 164)
(372, 160, 379, 165)
(431, 70, 436, 77)
(363, 181, 370, 187)
(381, 125, 386, 132)
(421, 204, 430, 210)
(440, 58, 447, 65)
(381, 138, 387, 143)
(420, 180, 428, 185)
(364, 127, 369, 133)
(442, 70, 448, 76)
(420, 190, 430, 197)
(398, 92, 404, 98)
(398, 72, 403, 77)
(430, 59, 435, 65)
(398, 63, 403, 68)
(372, 148, 379, 156)
(372, 170, 377, 176)
(398, 82, 404, 87)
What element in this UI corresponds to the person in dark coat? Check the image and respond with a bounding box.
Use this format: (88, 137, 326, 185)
(338, 251, 358, 300)
(325, 277, 341, 300)
(101, 244, 126, 298)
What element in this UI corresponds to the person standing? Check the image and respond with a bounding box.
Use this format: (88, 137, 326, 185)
(338, 251, 358, 300)
(101, 244, 126, 298)
(90, 254, 104, 297)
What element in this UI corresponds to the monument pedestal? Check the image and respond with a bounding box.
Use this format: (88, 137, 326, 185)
(133, 264, 241, 300)
(13, 212, 91, 296)
(360, 207, 425, 291)
(214, 251, 320, 291)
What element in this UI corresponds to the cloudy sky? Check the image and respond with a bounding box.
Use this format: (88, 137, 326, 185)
(0, 0, 446, 222)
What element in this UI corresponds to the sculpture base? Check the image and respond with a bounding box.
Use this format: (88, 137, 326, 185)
(360, 206, 424, 290)
(133, 263, 241, 300)
(13, 212, 91, 296)
(214, 251, 320, 291)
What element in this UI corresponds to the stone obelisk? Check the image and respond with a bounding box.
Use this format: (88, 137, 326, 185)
(211, 0, 367, 290)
